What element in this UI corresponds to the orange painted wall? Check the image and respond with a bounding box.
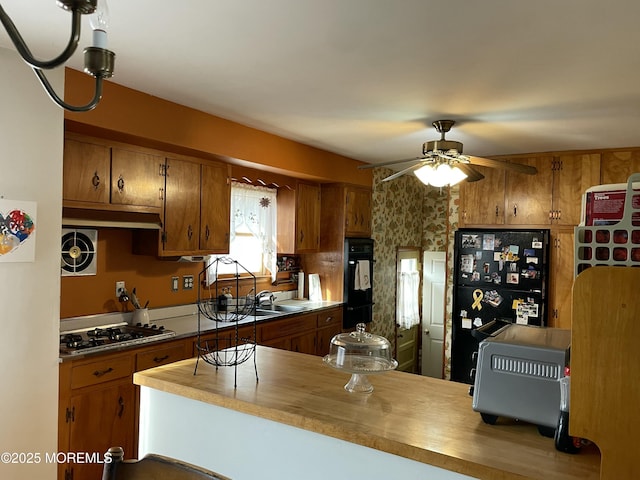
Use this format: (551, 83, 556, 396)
(61, 69, 370, 319)
(64, 69, 372, 186)
(60, 229, 201, 318)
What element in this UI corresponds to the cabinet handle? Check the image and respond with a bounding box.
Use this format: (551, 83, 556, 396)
(557, 210, 561, 220)
(495, 205, 499, 217)
(205, 225, 210, 240)
(159, 187, 164, 200)
(159, 163, 165, 176)
(513, 204, 517, 217)
(118, 396, 125, 418)
(66, 406, 75, 423)
(187, 225, 193, 240)
(92, 367, 113, 378)
(153, 355, 170, 363)
(300, 230, 304, 244)
(325, 316, 333, 323)
(91, 171, 100, 190)
(117, 175, 125, 192)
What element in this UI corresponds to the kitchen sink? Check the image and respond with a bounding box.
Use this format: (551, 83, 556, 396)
(256, 304, 306, 313)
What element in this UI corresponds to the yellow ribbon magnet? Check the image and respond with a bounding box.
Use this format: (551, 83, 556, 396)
(472, 289, 483, 310)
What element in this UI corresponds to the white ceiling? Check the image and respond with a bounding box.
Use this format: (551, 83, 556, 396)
(2, 0, 640, 166)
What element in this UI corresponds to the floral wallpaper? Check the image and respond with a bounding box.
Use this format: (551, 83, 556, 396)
(370, 168, 454, 377)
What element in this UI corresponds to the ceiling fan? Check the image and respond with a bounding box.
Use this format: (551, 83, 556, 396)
(358, 120, 537, 186)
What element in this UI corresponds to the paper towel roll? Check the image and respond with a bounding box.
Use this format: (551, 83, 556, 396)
(297, 271, 305, 299)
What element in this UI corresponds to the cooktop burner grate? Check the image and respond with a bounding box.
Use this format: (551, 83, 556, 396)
(60, 322, 176, 356)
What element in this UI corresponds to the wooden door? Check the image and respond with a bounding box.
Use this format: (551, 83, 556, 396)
(345, 187, 372, 237)
(552, 154, 601, 225)
(549, 228, 574, 329)
(110, 147, 164, 209)
(505, 156, 554, 225)
(63, 138, 110, 204)
(459, 166, 505, 226)
(295, 182, 320, 252)
(200, 162, 231, 253)
(601, 150, 640, 184)
(68, 382, 136, 480)
(163, 158, 201, 254)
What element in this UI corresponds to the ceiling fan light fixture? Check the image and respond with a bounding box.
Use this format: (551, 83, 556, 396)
(414, 163, 467, 187)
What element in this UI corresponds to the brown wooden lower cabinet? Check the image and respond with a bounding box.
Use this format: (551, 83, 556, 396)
(58, 307, 343, 480)
(58, 340, 189, 480)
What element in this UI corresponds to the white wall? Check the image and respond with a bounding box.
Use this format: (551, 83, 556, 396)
(0, 47, 62, 479)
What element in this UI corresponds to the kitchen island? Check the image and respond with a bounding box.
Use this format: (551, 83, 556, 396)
(133, 346, 600, 480)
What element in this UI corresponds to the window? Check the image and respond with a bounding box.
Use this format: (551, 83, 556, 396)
(207, 182, 277, 283)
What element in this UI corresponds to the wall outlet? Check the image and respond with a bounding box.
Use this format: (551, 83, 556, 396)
(183, 275, 194, 290)
(171, 276, 179, 292)
(116, 281, 126, 297)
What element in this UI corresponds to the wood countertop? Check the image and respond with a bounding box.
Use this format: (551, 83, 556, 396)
(134, 346, 600, 480)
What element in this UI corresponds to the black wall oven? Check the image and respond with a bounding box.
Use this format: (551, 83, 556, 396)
(343, 238, 374, 329)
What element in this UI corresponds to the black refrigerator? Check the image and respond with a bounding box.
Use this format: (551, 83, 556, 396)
(451, 228, 550, 384)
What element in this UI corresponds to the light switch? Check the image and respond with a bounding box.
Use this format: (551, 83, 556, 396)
(171, 276, 179, 292)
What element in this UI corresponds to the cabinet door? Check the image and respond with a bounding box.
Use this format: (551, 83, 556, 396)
(505, 156, 554, 225)
(200, 162, 231, 252)
(163, 158, 201, 254)
(63, 138, 110, 204)
(345, 187, 372, 237)
(67, 382, 136, 480)
(549, 229, 574, 329)
(295, 182, 320, 252)
(459, 166, 505, 226)
(291, 330, 317, 355)
(111, 147, 164, 209)
(601, 150, 640, 184)
(552, 154, 601, 225)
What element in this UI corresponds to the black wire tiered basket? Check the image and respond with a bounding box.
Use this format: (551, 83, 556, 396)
(193, 257, 258, 387)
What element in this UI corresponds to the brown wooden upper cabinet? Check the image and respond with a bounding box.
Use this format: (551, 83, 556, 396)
(345, 185, 372, 237)
(277, 181, 321, 254)
(161, 156, 231, 256)
(460, 154, 600, 227)
(63, 134, 164, 213)
(319, 183, 372, 241)
(63, 137, 111, 205)
(110, 147, 164, 209)
(600, 150, 640, 184)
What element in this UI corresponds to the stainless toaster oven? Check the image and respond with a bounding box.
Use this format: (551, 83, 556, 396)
(470, 323, 571, 435)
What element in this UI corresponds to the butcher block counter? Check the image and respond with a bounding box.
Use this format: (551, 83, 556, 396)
(133, 346, 600, 480)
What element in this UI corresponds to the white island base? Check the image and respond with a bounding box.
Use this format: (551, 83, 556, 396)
(138, 387, 475, 480)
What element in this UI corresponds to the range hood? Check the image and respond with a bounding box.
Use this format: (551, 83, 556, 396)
(62, 206, 162, 230)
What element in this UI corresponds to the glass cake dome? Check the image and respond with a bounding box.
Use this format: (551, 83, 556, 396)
(323, 323, 398, 393)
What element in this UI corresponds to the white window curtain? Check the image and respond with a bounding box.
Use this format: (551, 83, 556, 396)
(230, 182, 278, 281)
(396, 271, 420, 329)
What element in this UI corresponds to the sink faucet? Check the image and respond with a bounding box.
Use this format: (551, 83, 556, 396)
(256, 290, 276, 307)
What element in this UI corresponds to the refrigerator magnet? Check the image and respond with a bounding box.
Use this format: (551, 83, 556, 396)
(462, 317, 472, 329)
(532, 240, 543, 249)
(507, 272, 519, 284)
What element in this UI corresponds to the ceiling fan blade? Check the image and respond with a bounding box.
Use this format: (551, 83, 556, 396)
(381, 162, 426, 182)
(468, 156, 537, 175)
(357, 156, 427, 170)
(455, 163, 485, 182)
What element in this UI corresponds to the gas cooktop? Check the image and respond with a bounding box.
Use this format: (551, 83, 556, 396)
(60, 322, 176, 356)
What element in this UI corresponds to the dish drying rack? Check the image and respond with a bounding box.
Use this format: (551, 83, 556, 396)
(193, 257, 258, 387)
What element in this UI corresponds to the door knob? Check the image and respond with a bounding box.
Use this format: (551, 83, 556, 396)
(424, 329, 430, 335)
